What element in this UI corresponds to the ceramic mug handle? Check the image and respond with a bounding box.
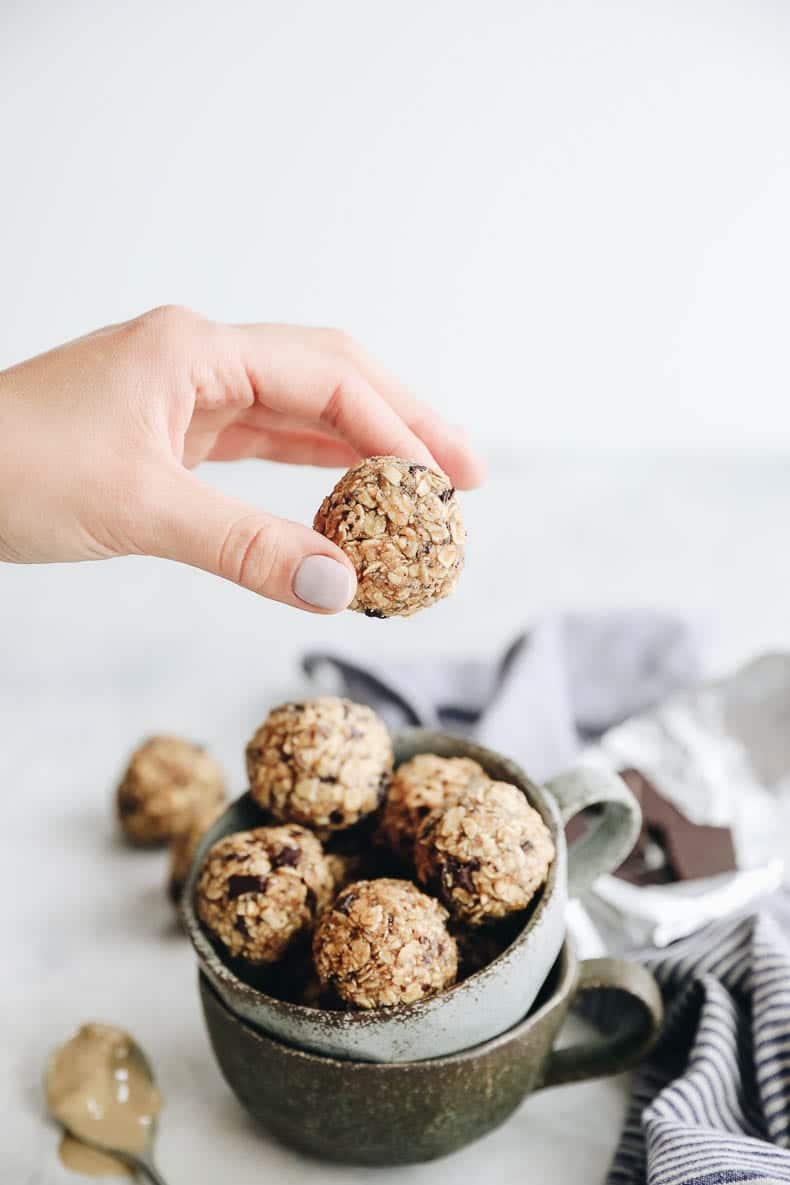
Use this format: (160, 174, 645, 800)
(545, 766, 641, 898)
(539, 957, 663, 1089)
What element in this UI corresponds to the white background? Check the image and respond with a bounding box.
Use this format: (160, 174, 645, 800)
(3, 5, 790, 1183)
(2, 0, 789, 452)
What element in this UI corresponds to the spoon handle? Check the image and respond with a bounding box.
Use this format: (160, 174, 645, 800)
(131, 1154, 170, 1185)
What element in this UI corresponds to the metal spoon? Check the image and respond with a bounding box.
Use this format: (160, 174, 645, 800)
(45, 1023, 170, 1185)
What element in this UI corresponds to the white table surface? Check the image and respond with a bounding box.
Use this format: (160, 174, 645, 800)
(4, 450, 790, 1184)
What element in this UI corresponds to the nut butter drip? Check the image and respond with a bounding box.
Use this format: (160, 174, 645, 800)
(58, 1134, 132, 1178)
(46, 1023, 161, 1178)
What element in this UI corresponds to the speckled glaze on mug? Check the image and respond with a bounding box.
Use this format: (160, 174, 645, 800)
(199, 941, 663, 1165)
(183, 730, 641, 1063)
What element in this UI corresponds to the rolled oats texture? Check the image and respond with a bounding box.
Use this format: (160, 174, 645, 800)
(313, 456, 465, 618)
(196, 825, 334, 965)
(246, 697, 393, 831)
(116, 735, 226, 846)
(312, 877, 458, 1009)
(379, 754, 489, 862)
(414, 781, 555, 926)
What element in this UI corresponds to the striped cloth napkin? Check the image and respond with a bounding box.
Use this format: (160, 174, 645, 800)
(608, 891, 790, 1185)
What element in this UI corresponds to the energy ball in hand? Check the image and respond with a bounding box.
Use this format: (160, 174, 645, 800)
(312, 878, 458, 1009)
(167, 800, 226, 905)
(246, 698, 393, 832)
(116, 735, 226, 846)
(414, 781, 555, 926)
(196, 825, 333, 965)
(314, 456, 465, 618)
(379, 754, 489, 861)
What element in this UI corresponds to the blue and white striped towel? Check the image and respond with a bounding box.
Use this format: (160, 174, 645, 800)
(608, 893, 790, 1185)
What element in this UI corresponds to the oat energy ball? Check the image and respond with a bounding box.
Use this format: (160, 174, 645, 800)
(196, 825, 333, 965)
(168, 800, 226, 905)
(380, 754, 489, 861)
(313, 878, 458, 1008)
(314, 456, 465, 618)
(414, 781, 555, 926)
(246, 698, 393, 831)
(117, 735, 226, 845)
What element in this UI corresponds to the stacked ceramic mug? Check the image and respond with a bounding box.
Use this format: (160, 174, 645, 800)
(183, 724, 662, 1166)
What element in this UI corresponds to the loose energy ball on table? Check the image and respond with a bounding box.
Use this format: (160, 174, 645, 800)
(379, 754, 489, 862)
(312, 878, 458, 1009)
(167, 800, 226, 905)
(414, 781, 555, 926)
(246, 698, 393, 832)
(314, 456, 465, 618)
(196, 825, 333, 965)
(116, 735, 226, 846)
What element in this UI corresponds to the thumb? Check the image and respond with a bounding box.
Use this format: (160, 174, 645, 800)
(147, 469, 357, 613)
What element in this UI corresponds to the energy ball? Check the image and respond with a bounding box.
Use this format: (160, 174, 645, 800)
(314, 456, 465, 618)
(379, 754, 489, 861)
(196, 825, 334, 965)
(313, 878, 458, 1008)
(414, 781, 555, 926)
(167, 800, 226, 905)
(116, 735, 226, 846)
(246, 698, 393, 832)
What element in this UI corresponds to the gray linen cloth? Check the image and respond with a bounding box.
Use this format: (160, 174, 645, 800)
(303, 611, 699, 784)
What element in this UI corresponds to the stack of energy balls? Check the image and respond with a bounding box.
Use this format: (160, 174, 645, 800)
(193, 697, 555, 1010)
(116, 458, 555, 1011)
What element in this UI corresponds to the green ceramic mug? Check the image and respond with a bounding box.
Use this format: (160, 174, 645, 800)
(199, 939, 662, 1165)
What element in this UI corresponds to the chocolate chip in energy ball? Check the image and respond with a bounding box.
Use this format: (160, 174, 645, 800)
(313, 456, 466, 618)
(246, 697, 393, 832)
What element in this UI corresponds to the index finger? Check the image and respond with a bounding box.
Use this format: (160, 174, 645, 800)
(232, 325, 438, 472)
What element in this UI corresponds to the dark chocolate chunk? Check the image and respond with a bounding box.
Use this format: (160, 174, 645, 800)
(408, 463, 428, 474)
(234, 916, 249, 935)
(271, 846, 301, 869)
(364, 608, 387, 619)
(329, 810, 344, 825)
(439, 487, 455, 503)
(445, 855, 480, 893)
(335, 891, 357, 916)
(227, 873, 269, 899)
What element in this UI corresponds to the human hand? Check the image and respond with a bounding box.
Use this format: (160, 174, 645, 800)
(0, 307, 484, 612)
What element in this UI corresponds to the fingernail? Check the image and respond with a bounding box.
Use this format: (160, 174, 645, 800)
(294, 555, 356, 611)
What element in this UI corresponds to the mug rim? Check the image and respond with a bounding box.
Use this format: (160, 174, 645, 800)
(199, 939, 577, 1071)
(182, 729, 564, 1026)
